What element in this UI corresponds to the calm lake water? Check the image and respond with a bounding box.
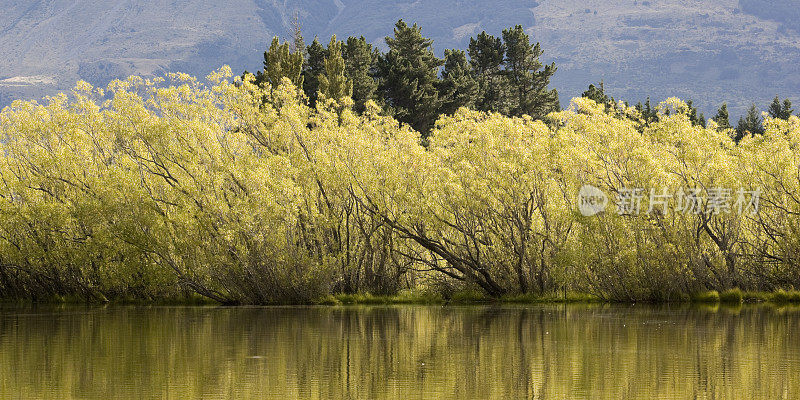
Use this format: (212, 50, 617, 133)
(0, 304, 798, 399)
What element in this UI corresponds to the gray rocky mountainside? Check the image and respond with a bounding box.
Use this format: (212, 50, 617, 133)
(2, 0, 799, 118)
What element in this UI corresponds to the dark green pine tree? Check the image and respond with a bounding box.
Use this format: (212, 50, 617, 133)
(318, 35, 353, 101)
(583, 82, 615, 110)
(696, 112, 706, 128)
(686, 100, 705, 127)
(767, 95, 793, 119)
(376, 20, 444, 135)
(712, 103, 732, 131)
(735, 104, 765, 142)
(501, 25, 559, 118)
(343, 36, 379, 113)
(255, 37, 304, 91)
(438, 49, 478, 116)
(468, 32, 507, 113)
(635, 97, 658, 126)
(302, 38, 328, 107)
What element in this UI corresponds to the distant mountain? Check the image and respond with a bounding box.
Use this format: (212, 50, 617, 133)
(2, 0, 800, 119)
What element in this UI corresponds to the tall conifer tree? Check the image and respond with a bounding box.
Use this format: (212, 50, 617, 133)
(583, 82, 615, 110)
(735, 104, 764, 142)
(319, 35, 353, 101)
(468, 32, 506, 113)
(438, 49, 478, 115)
(768, 95, 793, 120)
(343, 36, 379, 113)
(376, 20, 443, 135)
(302, 38, 327, 106)
(501, 25, 559, 118)
(713, 103, 732, 131)
(635, 97, 658, 126)
(256, 37, 304, 90)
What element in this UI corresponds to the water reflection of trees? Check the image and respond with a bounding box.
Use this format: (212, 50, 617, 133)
(0, 305, 798, 399)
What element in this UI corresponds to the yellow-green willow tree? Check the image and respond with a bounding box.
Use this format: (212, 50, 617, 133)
(737, 115, 800, 285)
(344, 109, 572, 296)
(0, 68, 426, 302)
(1, 68, 799, 303)
(554, 97, 796, 300)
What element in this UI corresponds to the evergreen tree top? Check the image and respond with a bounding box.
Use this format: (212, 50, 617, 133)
(768, 95, 793, 120)
(468, 32, 504, 72)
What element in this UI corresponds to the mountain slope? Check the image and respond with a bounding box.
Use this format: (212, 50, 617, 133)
(1, 0, 799, 118)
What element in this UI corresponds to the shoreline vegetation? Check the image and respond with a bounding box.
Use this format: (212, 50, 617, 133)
(318, 289, 800, 306)
(1, 72, 800, 305)
(1, 71, 800, 305)
(2, 22, 800, 306)
(3, 289, 800, 307)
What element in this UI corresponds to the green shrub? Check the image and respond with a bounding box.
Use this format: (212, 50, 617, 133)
(392, 290, 443, 304)
(742, 291, 771, 303)
(448, 290, 490, 304)
(500, 292, 602, 303)
(791, 291, 800, 303)
(719, 288, 743, 304)
(771, 290, 800, 304)
(692, 290, 720, 303)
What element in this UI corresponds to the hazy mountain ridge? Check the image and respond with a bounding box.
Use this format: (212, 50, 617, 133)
(1, 0, 799, 118)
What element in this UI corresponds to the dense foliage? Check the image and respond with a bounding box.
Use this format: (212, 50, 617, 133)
(253, 20, 560, 137)
(1, 68, 799, 303)
(253, 19, 796, 143)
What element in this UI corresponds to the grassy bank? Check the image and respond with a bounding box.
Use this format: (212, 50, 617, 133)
(5, 289, 800, 307)
(317, 291, 602, 305)
(5, 287, 800, 307)
(316, 289, 800, 306)
(692, 289, 800, 305)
